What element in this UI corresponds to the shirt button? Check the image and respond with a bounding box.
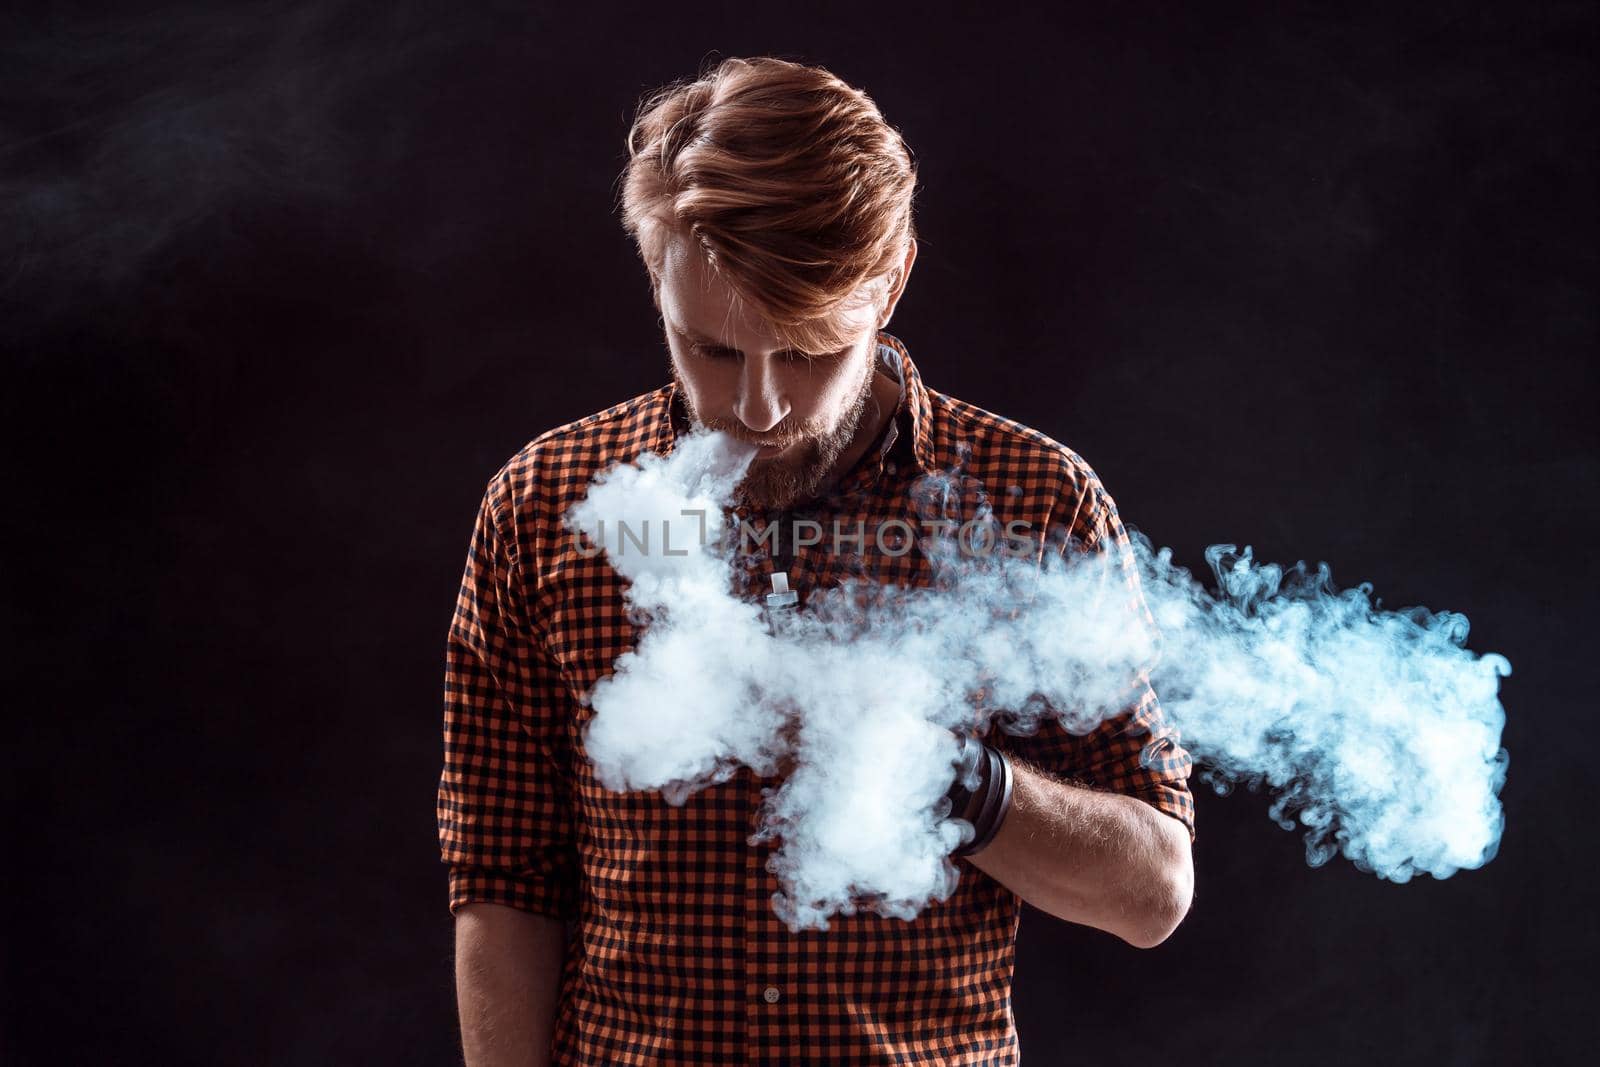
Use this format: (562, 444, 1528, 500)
(763, 986, 781, 1004)
(885, 462, 897, 474)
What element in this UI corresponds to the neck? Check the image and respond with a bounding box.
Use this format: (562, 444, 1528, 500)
(819, 356, 901, 492)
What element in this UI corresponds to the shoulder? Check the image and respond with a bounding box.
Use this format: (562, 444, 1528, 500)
(482, 385, 671, 517)
(925, 388, 1114, 541)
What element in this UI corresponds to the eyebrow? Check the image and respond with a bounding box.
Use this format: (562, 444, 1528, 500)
(667, 320, 839, 358)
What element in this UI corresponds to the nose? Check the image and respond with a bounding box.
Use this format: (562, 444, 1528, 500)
(733, 355, 789, 436)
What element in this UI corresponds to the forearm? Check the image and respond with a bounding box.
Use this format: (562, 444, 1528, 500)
(965, 757, 1193, 948)
(454, 903, 569, 1067)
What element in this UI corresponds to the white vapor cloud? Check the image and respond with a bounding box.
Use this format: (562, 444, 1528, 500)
(564, 428, 1511, 931)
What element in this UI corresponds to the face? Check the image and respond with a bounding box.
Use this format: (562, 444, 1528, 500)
(654, 230, 904, 511)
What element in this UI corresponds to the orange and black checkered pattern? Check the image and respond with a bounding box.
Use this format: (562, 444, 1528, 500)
(438, 331, 1195, 1065)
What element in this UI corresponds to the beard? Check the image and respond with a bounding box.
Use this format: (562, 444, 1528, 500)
(670, 348, 878, 512)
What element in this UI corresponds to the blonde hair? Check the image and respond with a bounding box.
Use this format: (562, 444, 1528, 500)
(617, 55, 919, 354)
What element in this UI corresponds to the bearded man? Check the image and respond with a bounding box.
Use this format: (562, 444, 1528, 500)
(440, 54, 1195, 1067)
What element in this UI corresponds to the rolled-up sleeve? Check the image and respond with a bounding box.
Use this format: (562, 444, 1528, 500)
(437, 475, 580, 919)
(989, 465, 1196, 842)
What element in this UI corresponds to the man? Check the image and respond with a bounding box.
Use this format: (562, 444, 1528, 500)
(439, 56, 1195, 1066)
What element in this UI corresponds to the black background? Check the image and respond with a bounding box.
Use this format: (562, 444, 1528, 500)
(4, 2, 1595, 1064)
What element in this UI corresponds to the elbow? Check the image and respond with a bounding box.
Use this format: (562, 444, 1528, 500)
(1123, 854, 1194, 950)
(1126, 881, 1191, 949)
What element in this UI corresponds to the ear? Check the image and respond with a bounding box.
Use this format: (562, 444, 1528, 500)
(879, 238, 918, 328)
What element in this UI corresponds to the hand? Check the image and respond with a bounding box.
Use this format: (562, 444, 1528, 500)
(769, 712, 804, 780)
(936, 731, 985, 820)
(939, 732, 1014, 858)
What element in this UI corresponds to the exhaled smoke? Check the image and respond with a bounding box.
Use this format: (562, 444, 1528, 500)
(565, 428, 1511, 932)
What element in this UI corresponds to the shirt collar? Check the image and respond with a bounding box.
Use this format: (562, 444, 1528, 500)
(873, 329, 936, 474)
(653, 328, 935, 476)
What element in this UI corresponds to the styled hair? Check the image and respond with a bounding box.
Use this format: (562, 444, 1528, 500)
(617, 55, 919, 354)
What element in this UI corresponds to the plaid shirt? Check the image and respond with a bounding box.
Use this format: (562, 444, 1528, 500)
(438, 330, 1195, 1065)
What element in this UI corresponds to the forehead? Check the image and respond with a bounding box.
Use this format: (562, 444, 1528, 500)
(658, 232, 745, 328)
(657, 229, 876, 351)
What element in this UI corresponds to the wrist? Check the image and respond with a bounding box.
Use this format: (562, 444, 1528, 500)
(942, 734, 1015, 858)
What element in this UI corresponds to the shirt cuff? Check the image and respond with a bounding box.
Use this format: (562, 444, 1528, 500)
(447, 864, 578, 920)
(1133, 785, 1197, 843)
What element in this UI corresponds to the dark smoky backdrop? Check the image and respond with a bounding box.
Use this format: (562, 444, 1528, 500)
(3, 2, 1593, 1064)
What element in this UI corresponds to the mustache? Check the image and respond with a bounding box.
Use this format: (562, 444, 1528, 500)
(706, 424, 807, 450)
